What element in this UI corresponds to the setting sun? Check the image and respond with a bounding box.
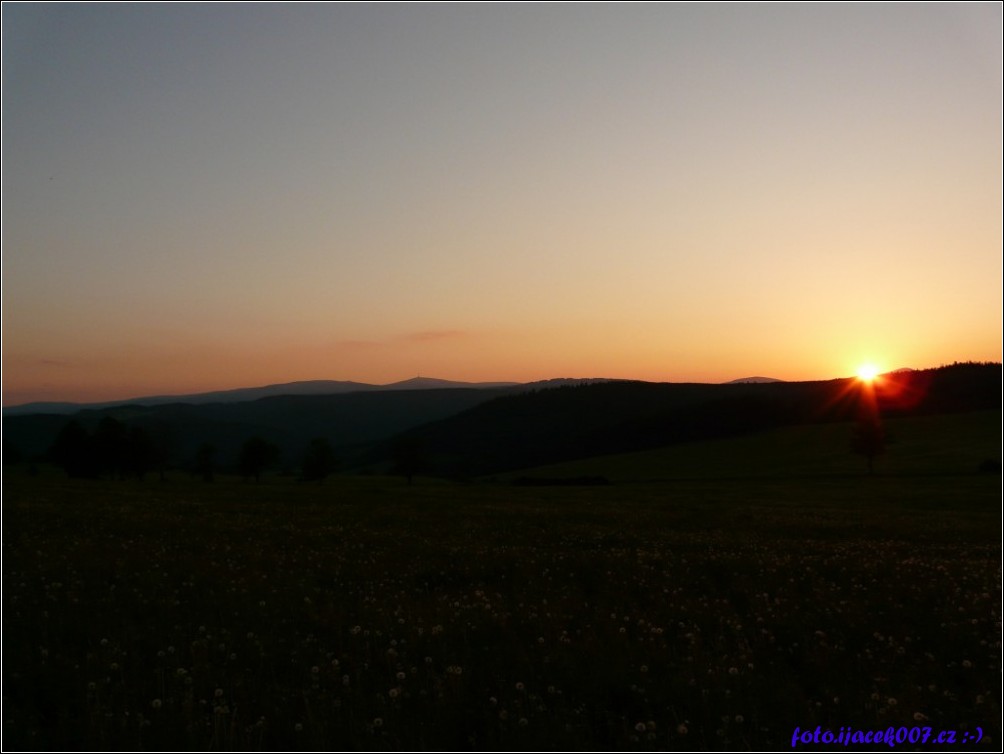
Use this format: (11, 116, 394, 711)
(856, 364, 881, 383)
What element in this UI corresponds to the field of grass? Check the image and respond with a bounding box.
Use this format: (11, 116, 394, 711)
(2, 413, 1000, 750)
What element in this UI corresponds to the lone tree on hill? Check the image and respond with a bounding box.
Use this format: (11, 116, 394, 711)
(851, 417, 886, 475)
(194, 442, 217, 482)
(49, 420, 97, 478)
(301, 438, 337, 483)
(393, 436, 425, 485)
(238, 436, 279, 483)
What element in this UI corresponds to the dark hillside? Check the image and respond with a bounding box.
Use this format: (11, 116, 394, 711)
(2, 387, 518, 471)
(369, 363, 1001, 476)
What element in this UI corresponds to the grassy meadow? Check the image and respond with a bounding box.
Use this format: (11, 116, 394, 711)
(2, 411, 1000, 751)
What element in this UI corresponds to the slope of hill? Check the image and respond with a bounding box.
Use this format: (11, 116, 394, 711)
(5, 362, 998, 478)
(364, 363, 1002, 477)
(2, 387, 521, 470)
(2, 377, 521, 416)
(501, 409, 1001, 483)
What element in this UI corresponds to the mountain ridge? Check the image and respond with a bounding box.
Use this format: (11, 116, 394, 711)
(2, 377, 523, 416)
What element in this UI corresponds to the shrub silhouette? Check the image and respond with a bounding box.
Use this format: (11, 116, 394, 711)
(851, 418, 886, 475)
(238, 436, 279, 483)
(301, 438, 337, 483)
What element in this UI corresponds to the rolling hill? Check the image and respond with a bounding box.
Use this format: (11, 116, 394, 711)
(363, 363, 1002, 477)
(1, 377, 522, 416)
(3, 362, 998, 478)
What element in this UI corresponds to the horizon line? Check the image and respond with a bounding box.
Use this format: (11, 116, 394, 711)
(7, 361, 1001, 410)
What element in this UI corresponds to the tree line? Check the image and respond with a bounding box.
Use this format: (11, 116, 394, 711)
(44, 418, 341, 483)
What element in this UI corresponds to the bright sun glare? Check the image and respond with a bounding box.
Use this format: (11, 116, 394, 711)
(856, 364, 880, 382)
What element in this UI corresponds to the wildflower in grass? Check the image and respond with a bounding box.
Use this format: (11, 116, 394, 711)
(515, 681, 525, 691)
(151, 699, 162, 709)
(677, 724, 688, 735)
(519, 717, 528, 727)
(962, 659, 973, 668)
(373, 717, 384, 728)
(396, 671, 406, 681)
(635, 722, 647, 733)
(887, 697, 897, 707)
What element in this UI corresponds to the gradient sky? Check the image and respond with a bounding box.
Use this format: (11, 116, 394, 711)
(2, 3, 1001, 405)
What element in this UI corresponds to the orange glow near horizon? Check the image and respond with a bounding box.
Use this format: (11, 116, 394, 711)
(1, 6, 1000, 407)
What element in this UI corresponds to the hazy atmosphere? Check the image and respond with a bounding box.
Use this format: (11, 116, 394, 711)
(3, 3, 1001, 405)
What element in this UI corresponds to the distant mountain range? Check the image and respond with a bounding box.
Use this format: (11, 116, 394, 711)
(2, 362, 999, 476)
(2, 377, 522, 416)
(723, 376, 784, 384)
(4, 375, 770, 416)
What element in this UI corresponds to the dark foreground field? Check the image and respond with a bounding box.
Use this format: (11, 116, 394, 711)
(3, 418, 1001, 751)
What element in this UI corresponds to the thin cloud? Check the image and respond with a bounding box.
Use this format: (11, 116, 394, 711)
(335, 339, 386, 351)
(399, 330, 469, 343)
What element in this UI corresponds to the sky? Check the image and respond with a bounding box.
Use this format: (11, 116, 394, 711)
(2, 3, 1001, 405)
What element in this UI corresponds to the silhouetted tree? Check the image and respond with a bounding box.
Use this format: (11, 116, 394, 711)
(301, 438, 337, 483)
(193, 442, 217, 482)
(851, 418, 885, 475)
(125, 426, 158, 479)
(49, 420, 97, 478)
(393, 437, 425, 485)
(146, 421, 175, 481)
(94, 416, 129, 478)
(238, 437, 279, 483)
